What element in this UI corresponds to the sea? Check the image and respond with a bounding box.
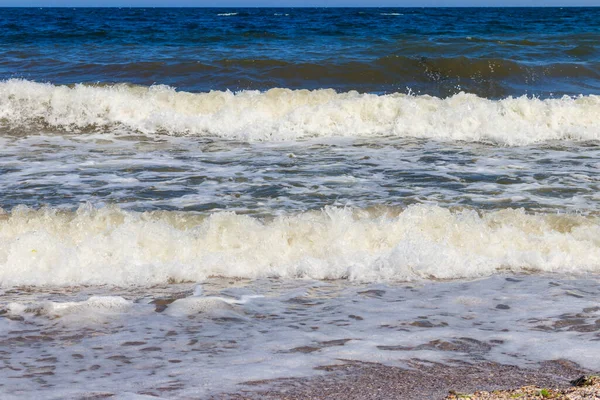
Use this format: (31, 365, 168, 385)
(0, 7, 599, 399)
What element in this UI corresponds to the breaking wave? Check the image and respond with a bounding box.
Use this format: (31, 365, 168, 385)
(1, 204, 599, 286)
(1, 79, 599, 145)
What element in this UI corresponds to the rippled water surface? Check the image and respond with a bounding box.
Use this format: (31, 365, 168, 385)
(2, 276, 599, 398)
(1, 134, 600, 214)
(1, 7, 600, 97)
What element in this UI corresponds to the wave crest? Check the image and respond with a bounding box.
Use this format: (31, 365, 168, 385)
(1, 205, 599, 286)
(1, 79, 599, 145)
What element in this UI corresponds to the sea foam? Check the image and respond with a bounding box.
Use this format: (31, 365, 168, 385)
(1, 80, 599, 145)
(1, 205, 599, 286)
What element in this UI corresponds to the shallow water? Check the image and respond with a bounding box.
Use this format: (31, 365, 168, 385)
(1, 275, 599, 398)
(1, 132, 600, 213)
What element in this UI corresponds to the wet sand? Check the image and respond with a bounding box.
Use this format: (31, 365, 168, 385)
(215, 359, 595, 400)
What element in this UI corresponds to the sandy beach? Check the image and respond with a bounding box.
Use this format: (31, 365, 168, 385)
(214, 359, 597, 399)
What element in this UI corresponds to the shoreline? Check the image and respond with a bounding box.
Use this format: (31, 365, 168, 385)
(214, 359, 596, 400)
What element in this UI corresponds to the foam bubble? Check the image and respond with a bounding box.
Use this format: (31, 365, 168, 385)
(6, 296, 132, 324)
(1, 205, 599, 287)
(164, 297, 237, 317)
(1, 79, 599, 145)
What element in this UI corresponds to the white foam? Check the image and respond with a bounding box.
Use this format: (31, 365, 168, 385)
(1, 79, 599, 145)
(6, 296, 132, 325)
(163, 285, 256, 317)
(1, 133, 599, 214)
(1, 204, 600, 287)
(1, 276, 599, 398)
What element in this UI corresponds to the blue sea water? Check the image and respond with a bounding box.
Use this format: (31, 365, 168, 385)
(1, 7, 599, 97)
(0, 8, 599, 399)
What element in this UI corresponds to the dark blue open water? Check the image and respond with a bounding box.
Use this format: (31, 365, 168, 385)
(1, 7, 600, 97)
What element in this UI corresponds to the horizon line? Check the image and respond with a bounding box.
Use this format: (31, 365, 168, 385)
(2, 5, 599, 7)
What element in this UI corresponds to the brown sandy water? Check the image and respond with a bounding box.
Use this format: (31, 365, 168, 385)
(218, 359, 591, 400)
(1, 274, 599, 399)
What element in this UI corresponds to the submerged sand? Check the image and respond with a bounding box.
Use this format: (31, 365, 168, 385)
(215, 359, 598, 400)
